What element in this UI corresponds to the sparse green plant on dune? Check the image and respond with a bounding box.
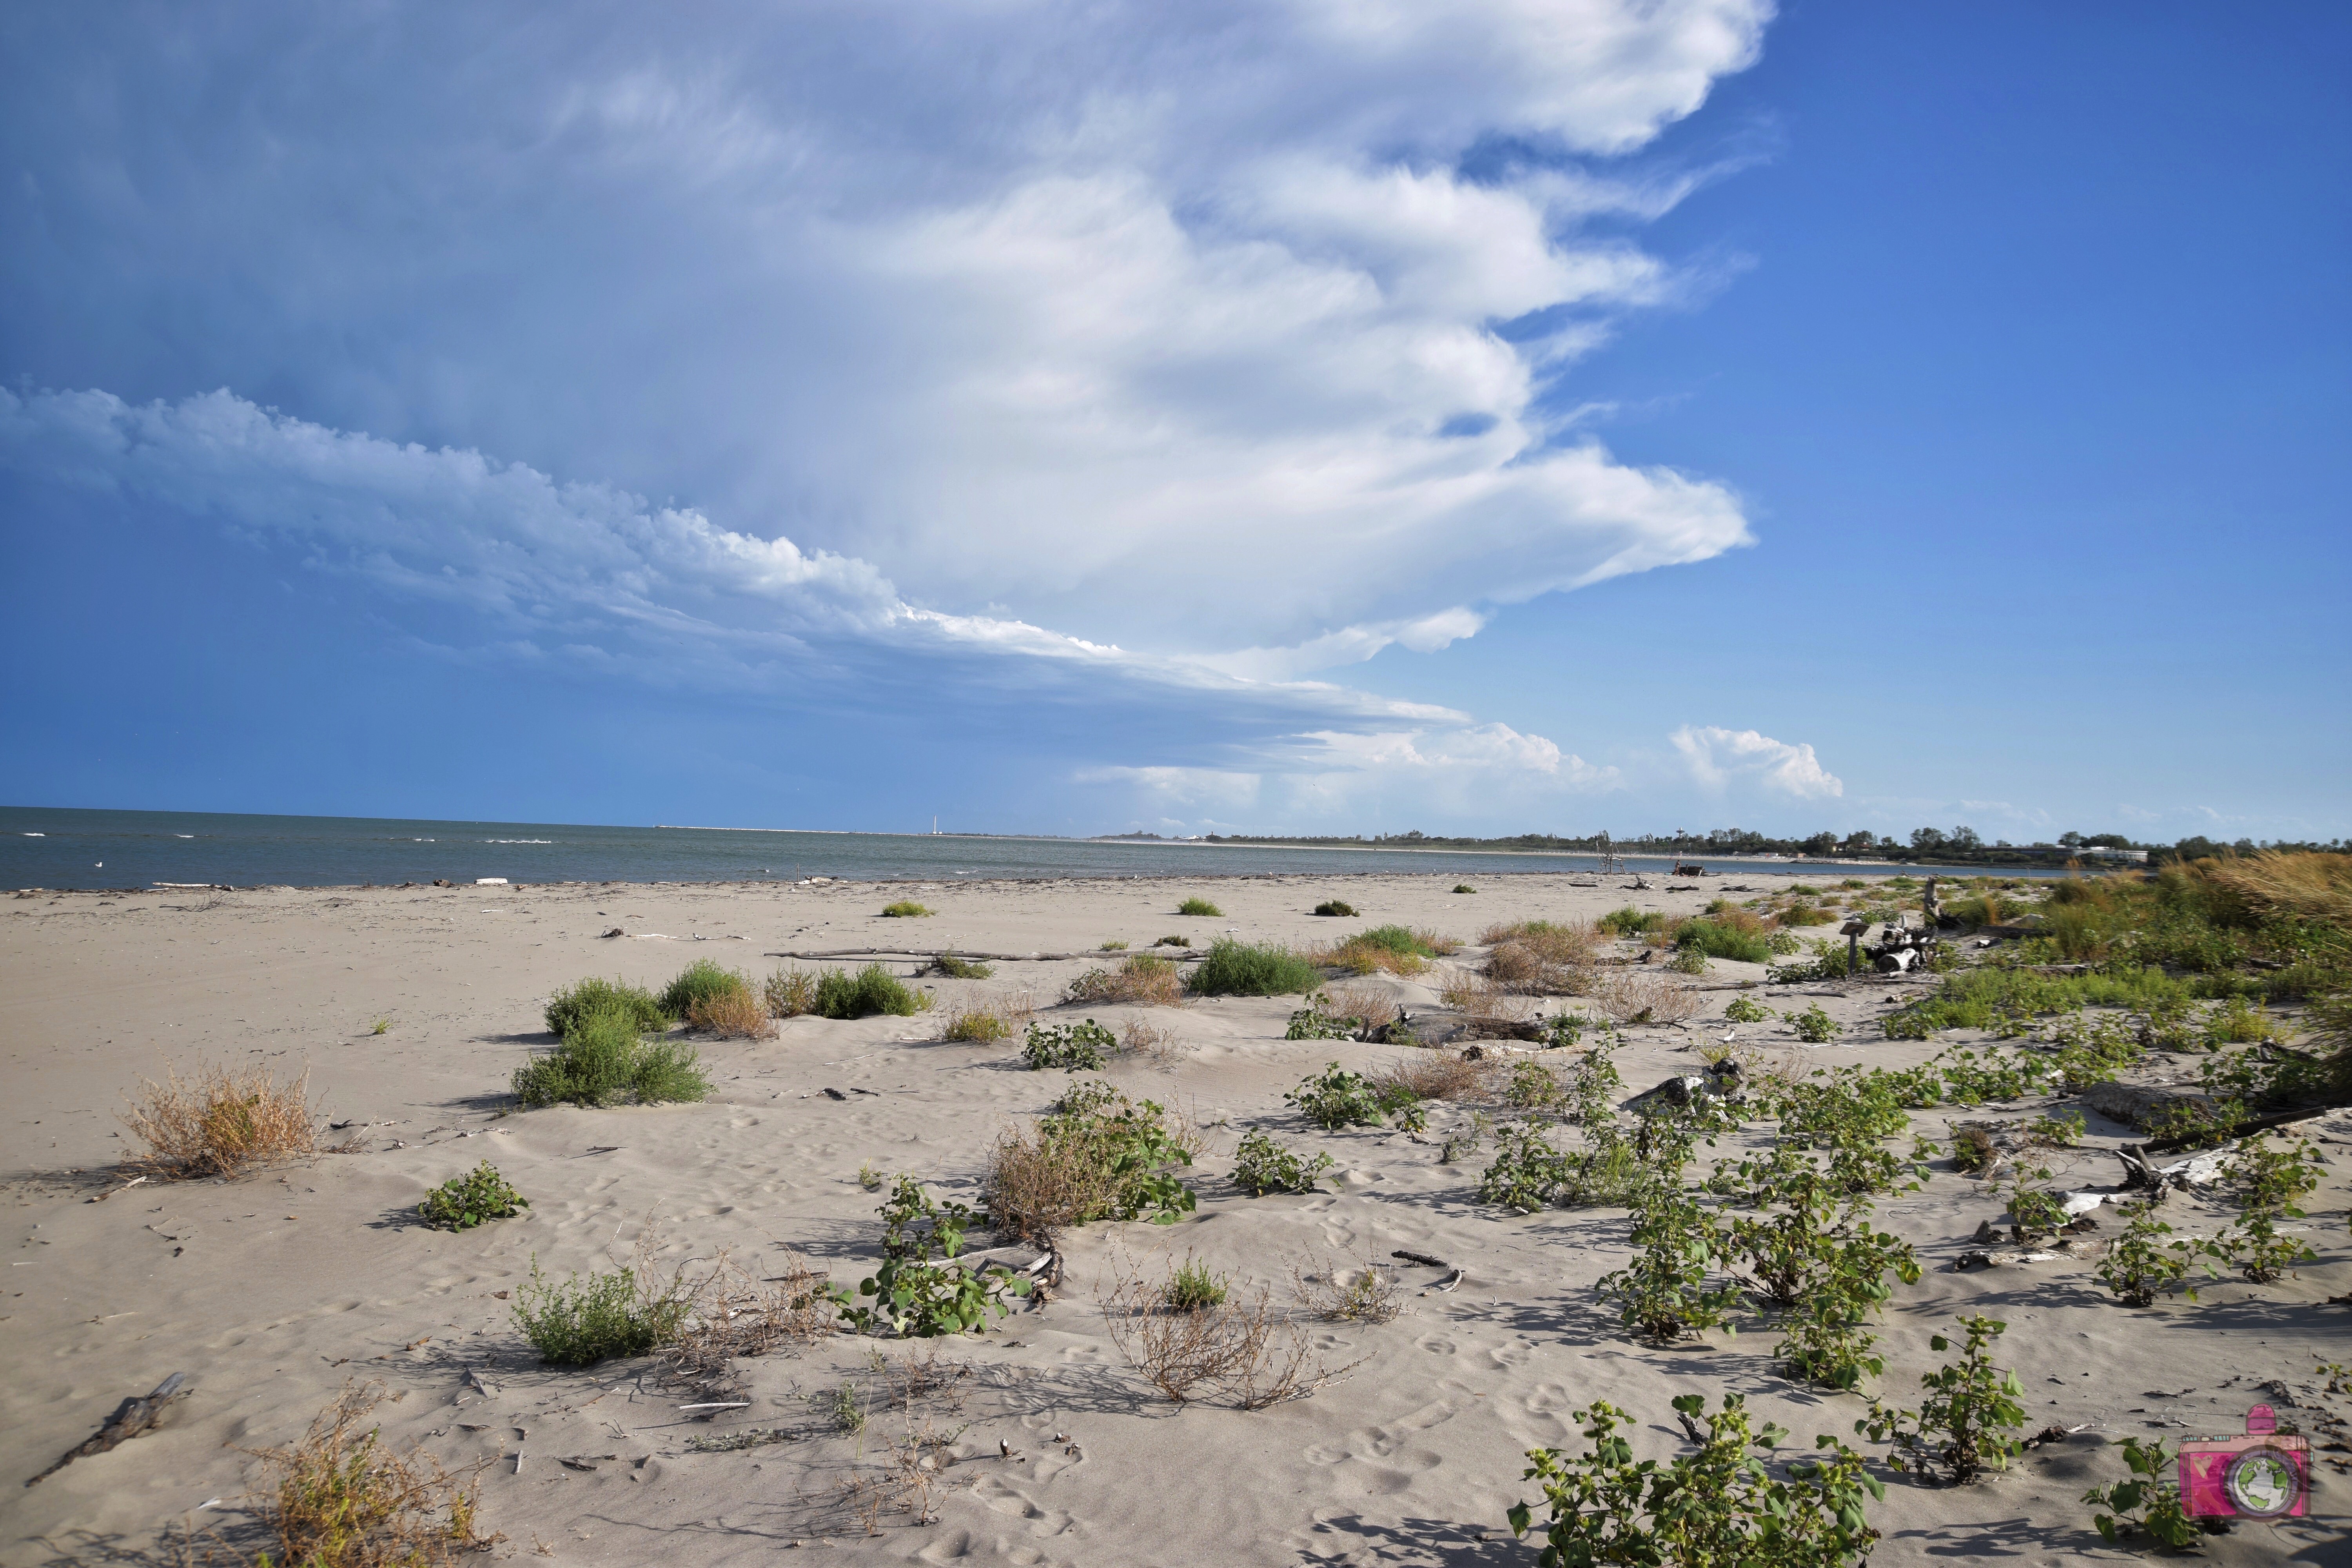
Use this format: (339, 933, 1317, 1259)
(417, 1162, 528, 1231)
(815, 962, 926, 1018)
(1599, 1186, 1740, 1345)
(1453, 884, 1477, 895)
(1286, 1062, 1425, 1131)
(1597, 906, 1668, 937)
(658, 959, 752, 1020)
(545, 976, 669, 1037)
(2084, 1436, 2202, 1550)
(512, 1251, 694, 1365)
(1165, 1254, 1229, 1310)
(1187, 938, 1320, 996)
(880, 900, 934, 918)
(1723, 993, 1773, 1024)
(513, 1006, 709, 1107)
(984, 1081, 1196, 1237)
(928, 953, 993, 979)
(764, 966, 818, 1017)
(1231, 1129, 1334, 1196)
(1023, 1018, 1116, 1070)
(1676, 917, 1774, 964)
(1857, 1314, 2028, 1485)
(2095, 1200, 2218, 1307)
(846, 1176, 1029, 1337)
(1313, 899, 1357, 917)
(1177, 896, 1223, 917)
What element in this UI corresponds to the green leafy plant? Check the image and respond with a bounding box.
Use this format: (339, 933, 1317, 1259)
(1286, 1062, 1424, 1131)
(1100, 938, 1129, 951)
(513, 1006, 710, 1107)
(1453, 884, 1476, 894)
(1857, 1315, 2027, 1485)
(1949, 1126, 1996, 1175)
(985, 1082, 1198, 1236)
(1543, 1012, 1586, 1050)
(1675, 918, 1774, 964)
(1479, 1125, 1576, 1210)
(929, 953, 992, 979)
(1510, 1394, 1882, 1568)
(2096, 1200, 2217, 1307)
(1598, 1187, 1739, 1345)
(845, 1177, 1029, 1338)
(512, 1254, 692, 1365)
(1667, 946, 1709, 974)
(544, 976, 669, 1038)
(1230, 1129, 1333, 1196)
(1766, 928, 1804, 955)
(2084, 1436, 2202, 1549)
(1785, 1004, 1840, 1043)
(1771, 1225, 1921, 1391)
(1312, 899, 1357, 917)
(1022, 1018, 1115, 1070)
(1440, 1109, 1493, 1164)
(1283, 990, 1361, 1041)
(2004, 1165, 2068, 1240)
(1164, 1253, 1228, 1311)
(416, 1162, 528, 1231)
(1597, 906, 1668, 937)
(764, 967, 818, 1017)
(1152, 934, 1189, 947)
(880, 899, 934, 917)
(1723, 994, 1773, 1024)
(1186, 938, 1319, 996)
(815, 962, 927, 1019)
(1505, 1060, 1565, 1111)
(657, 958, 753, 1019)
(371, 1017, 390, 1036)
(2026, 1110, 2085, 1147)
(1176, 896, 1223, 917)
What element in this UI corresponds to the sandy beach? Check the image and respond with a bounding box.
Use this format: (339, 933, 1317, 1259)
(5, 871, 2346, 1566)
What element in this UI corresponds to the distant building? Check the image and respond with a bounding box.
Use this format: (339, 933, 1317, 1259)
(2084, 847, 2149, 862)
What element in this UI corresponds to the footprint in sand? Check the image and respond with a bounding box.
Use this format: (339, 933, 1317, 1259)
(969, 1475, 1074, 1537)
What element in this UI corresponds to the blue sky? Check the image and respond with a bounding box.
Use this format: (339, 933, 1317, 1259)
(3, 2, 2345, 843)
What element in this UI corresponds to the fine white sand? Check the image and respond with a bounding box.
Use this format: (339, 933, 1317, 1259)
(5, 873, 2347, 1565)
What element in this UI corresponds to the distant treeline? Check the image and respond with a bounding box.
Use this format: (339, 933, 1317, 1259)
(1149, 826, 2350, 867)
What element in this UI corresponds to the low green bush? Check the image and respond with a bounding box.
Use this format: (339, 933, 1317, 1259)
(1231, 1129, 1333, 1195)
(1286, 1062, 1424, 1131)
(544, 976, 668, 1038)
(985, 1082, 1196, 1236)
(929, 953, 993, 979)
(1511, 1394, 1882, 1568)
(1786, 1003, 1840, 1043)
(2085, 1436, 2202, 1550)
(658, 959, 752, 1019)
(1675, 918, 1773, 964)
(513, 1007, 710, 1107)
(1152, 934, 1190, 947)
(1599, 1187, 1740, 1344)
(1187, 938, 1320, 996)
(1022, 1018, 1115, 1070)
(1453, 884, 1476, 894)
(881, 900, 934, 918)
(815, 962, 924, 1018)
(1352, 924, 1442, 957)
(1312, 899, 1357, 917)
(1165, 1254, 1228, 1310)
(1597, 906, 1668, 936)
(513, 1254, 691, 1365)
(1177, 896, 1223, 917)
(1857, 1314, 2028, 1485)
(1723, 994, 1772, 1024)
(417, 1162, 528, 1231)
(846, 1177, 1028, 1337)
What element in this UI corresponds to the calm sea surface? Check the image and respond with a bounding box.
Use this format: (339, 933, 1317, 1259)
(0, 806, 2069, 891)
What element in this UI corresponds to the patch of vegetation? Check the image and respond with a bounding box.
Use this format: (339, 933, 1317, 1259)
(1284, 991, 1361, 1041)
(880, 900, 935, 918)
(544, 975, 670, 1038)
(2225, 1132, 2323, 1283)
(1504, 1060, 1564, 1110)
(764, 967, 817, 1017)
(1176, 896, 1223, 917)
(118, 1059, 319, 1179)
(1676, 917, 1774, 964)
(1230, 1129, 1333, 1195)
(1187, 938, 1320, 996)
(513, 1008, 710, 1107)
(242, 1381, 489, 1568)
(416, 1162, 527, 1231)
(1785, 1004, 1840, 1043)
(1723, 994, 1773, 1024)
(688, 984, 772, 1039)
(1857, 1315, 2028, 1485)
(815, 962, 926, 1018)
(1312, 900, 1357, 917)
(513, 1252, 692, 1365)
(1511, 1394, 1882, 1568)
(1152, 934, 1190, 947)
(1022, 1018, 1116, 1070)
(658, 958, 752, 1020)
(1286, 1062, 1425, 1131)
(2084, 1436, 2203, 1550)
(2095, 1200, 2216, 1307)
(1065, 953, 1185, 1006)
(929, 953, 993, 979)
(1597, 906, 1668, 936)
(846, 1176, 1029, 1336)
(941, 1005, 1011, 1042)
(1100, 939, 1129, 951)
(984, 1081, 1196, 1238)
(1599, 1187, 1740, 1345)
(1165, 1254, 1228, 1310)
(1453, 884, 1476, 894)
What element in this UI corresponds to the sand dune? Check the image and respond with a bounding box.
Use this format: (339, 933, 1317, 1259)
(4, 873, 2346, 1564)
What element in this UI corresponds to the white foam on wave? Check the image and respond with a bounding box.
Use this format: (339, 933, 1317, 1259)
(484, 839, 553, 844)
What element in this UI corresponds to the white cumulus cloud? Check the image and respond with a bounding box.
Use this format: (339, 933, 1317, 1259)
(1671, 725, 1843, 799)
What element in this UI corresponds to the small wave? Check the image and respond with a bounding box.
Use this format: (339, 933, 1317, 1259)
(483, 839, 552, 844)
(22, 832, 43, 837)
(175, 834, 194, 838)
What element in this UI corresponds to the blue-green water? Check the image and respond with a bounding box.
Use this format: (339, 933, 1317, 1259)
(0, 806, 2062, 890)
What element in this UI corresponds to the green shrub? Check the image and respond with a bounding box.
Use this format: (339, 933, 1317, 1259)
(1186, 938, 1320, 996)
(764, 967, 817, 1016)
(1164, 1254, 1228, 1310)
(1769, 1224, 1922, 1391)
(1723, 994, 1772, 1024)
(984, 1082, 1195, 1236)
(1667, 946, 1708, 974)
(2084, 1436, 2202, 1550)
(1352, 924, 1444, 958)
(1283, 992, 1360, 1041)
(880, 900, 934, 918)
(1675, 918, 1773, 964)
(1152, 934, 1189, 947)
(929, 953, 993, 979)
(1785, 1004, 1840, 1043)
(1504, 1061, 1564, 1110)
(544, 976, 668, 1038)
(1857, 1315, 2027, 1485)
(1882, 964, 2195, 1038)
(815, 962, 924, 1018)
(1597, 906, 1668, 936)
(1511, 1394, 1882, 1568)
(513, 1007, 710, 1107)
(1231, 1129, 1333, 1195)
(1453, 884, 1476, 895)
(1022, 1018, 1115, 1070)
(417, 1162, 528, 1231)
(1100, 939, 1129, 951)
(1312, 900, 1357, 917)
(657, 959, 752, 1019)
(1599, 1188, 1740, 1344)
(1286, 1062, 1424, 1131)
(512, 1254, 691, 1365)
(846, 1177, 1027, 1337)
(1177, 896, 1223, 917)
(2096, 1200, 2217, 1306)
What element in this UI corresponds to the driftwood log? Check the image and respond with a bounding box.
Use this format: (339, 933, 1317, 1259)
(25, 1373, 187, 1487)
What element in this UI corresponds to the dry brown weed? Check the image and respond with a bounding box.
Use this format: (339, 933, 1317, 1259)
(688, 987, 775, 1039)
(240, 1381, 492, 1567)
(1119, 1016, 1190, 1065)
(1438, 973, 1541, 1021)
(1292, 1250, 1405, 1325)
(1326, 982, 1400, 1029)
(1377, 1051, 1495, 1102)
(663, 1249, 836, 1387)
(1097, 1251, 1365, 1409)
(1064, 955, 1186, 1007)
(1592, 970, 1703, 1025)
(120, 1059, 318, 1178)
(764, 967, 818, 1018)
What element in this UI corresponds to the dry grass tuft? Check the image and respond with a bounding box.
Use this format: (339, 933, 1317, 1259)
(1376, 1051, 1495, 1102)
(1591, 970, 1704, 1025)
(1120, 1015, 1190, 1065)
(1064, 955, 1187, 1007)
(663, 1249, 836, 1388)
(764, 967, 818, 1018)
(1098, 1250, 1366, 1409)
(1438, 973, 1540, 1021)
(984, 1091, 1201, 1243)
(1293, 1249, 1406, 1324)
(1325, 982, 1400, 1030)
(241, 1381, 492, 1567)
(1477, 920, 1597, 994)
(688, 987, 775, 1039)
(120, 1060, 318, 1179)
(940, 988, 1036, 1043)
(2200, 850, 2352, 929)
